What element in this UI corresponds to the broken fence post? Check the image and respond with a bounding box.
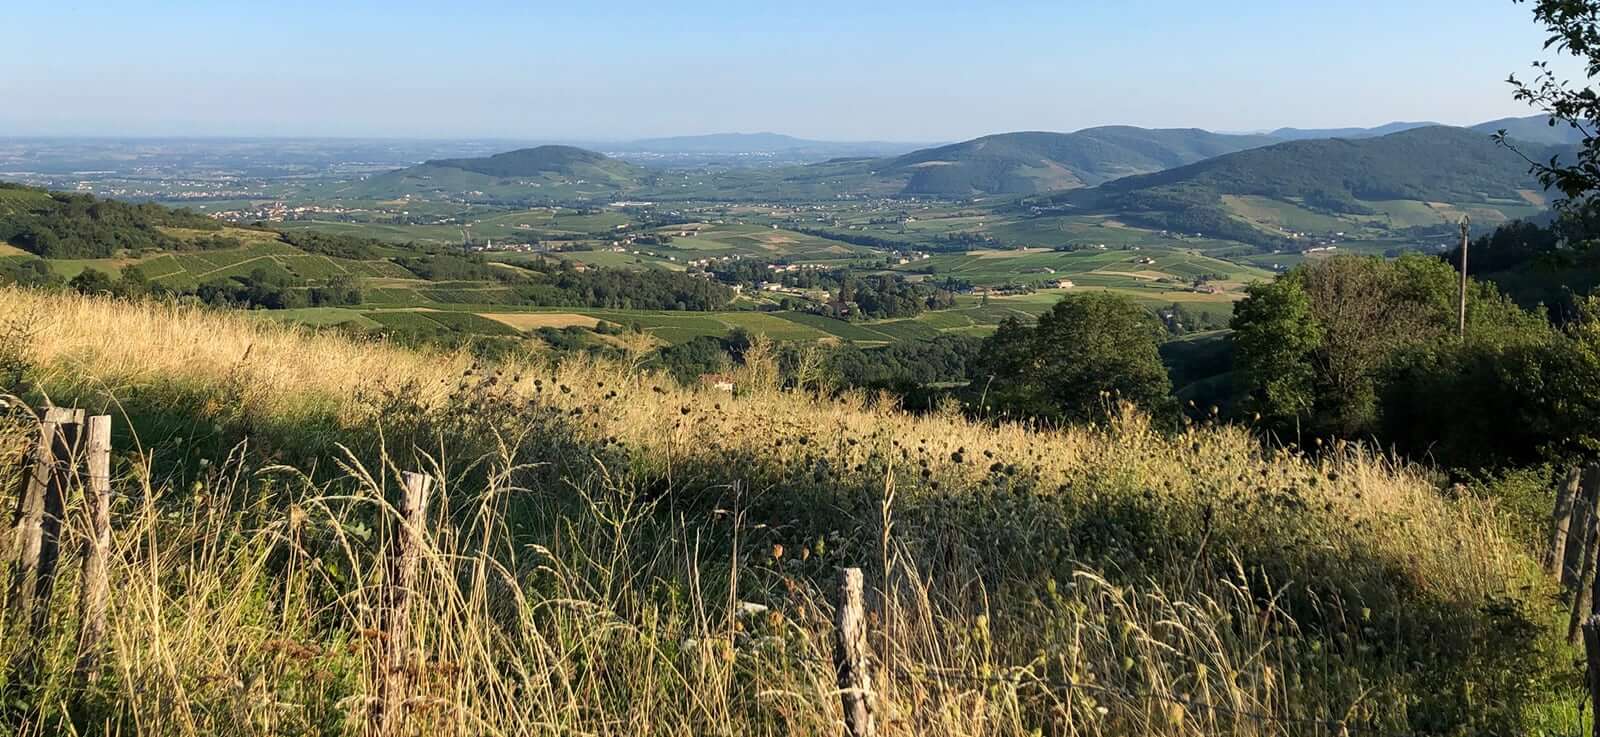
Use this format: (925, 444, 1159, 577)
(834, 566, 878, 737)
(370, 470, 435, 737)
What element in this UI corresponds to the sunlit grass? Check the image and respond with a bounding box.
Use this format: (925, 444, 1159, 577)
(0, 287, 1570, 735)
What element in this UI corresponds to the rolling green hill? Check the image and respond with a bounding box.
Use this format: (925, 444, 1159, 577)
(320, 129, 1286, 202)
(873, 127, 1281, 196)
(1042, 126, 1564, 246)
(332, 145, 644, 201)
(424, 145, 638, 180)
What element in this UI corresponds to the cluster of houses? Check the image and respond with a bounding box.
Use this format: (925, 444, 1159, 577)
(767, 263, 829, 274)
(465, 240, 541, 254)
(210, 201, 362, 223)
(684, 253, 747, 269)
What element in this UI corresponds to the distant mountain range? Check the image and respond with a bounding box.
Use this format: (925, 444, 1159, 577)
(344, 114, 1578, 204)
(1264, 115, 1584, 146)
(604, 132, 923, 159)
(1267, 121, 1439, 141)
(1468, 115, 1587, 146)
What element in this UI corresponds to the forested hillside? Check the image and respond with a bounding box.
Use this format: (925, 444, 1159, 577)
(1036, 126, 1562, 245)
(872, 127, 1280, 195)
(0, 182, 229, 258)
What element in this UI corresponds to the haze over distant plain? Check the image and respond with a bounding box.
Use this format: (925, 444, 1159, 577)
(0, 0, 1586, 141)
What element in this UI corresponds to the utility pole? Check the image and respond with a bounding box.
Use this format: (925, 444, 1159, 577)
(1457, 215, 1470, 340)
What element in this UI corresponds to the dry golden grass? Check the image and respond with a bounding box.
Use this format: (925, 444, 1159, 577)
(0, 288, 1564, 736)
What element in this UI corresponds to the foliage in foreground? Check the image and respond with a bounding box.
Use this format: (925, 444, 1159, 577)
(0, 288, 1574, 735)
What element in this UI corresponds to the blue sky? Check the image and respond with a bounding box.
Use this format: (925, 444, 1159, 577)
(0, 0, 1586, 140)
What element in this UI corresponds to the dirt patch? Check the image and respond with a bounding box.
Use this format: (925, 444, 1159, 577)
(479, 313, 600, 331)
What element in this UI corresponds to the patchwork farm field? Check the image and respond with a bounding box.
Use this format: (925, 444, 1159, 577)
(898, 245, 1268, 290)
(17, 193, 1260, 348)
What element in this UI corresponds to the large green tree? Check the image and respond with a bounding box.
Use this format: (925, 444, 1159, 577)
(974, 292, 1171, 423)
(1230, 276, 1321, 427)
(1231, 254, 1547, 441)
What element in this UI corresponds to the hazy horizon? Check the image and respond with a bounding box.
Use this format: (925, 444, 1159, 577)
(0, 115, 1567, 146)
(1, 0, 1586, 141)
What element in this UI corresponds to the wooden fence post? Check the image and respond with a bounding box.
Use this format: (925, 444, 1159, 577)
(1585, 615, 1600, 737)
(834, 567, 877, 737)
(30, 408, 84, 639)
(1550, 465, 1584, 577)
(1571, 467, 1600, 644)
(8, 409, 60, 615)
(74, 415, 112, 683)
(7, 407, 83, 634)
(370, 471, 434, 737)
(1569, 477, 1599, 590)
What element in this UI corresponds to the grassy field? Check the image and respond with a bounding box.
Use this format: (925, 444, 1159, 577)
(895, 246, 1267, 315)
(0, 288, 1569, 736)
(254, 283, 1241, 345)
(22, 203, 1257, 346)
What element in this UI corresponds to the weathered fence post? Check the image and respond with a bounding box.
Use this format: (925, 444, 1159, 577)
(1571, 467, 1600, 644)
(7, 407, 83, 633)
(1550, 465, 1584, 577)
(1569, 476, 1599, 590)
(834, 567, 877, 737)
(30, 408, 84, 639)
(74, 414, 112, 683)
(1585, 615, 1600, 737)
(8, 409, 60, 612)
(370, 471, 434, 737)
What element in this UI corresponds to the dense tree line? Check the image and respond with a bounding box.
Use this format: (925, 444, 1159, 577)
(1440, 213, 1600, 323)
(1229, 253, 1582, 469)
(705, 259, 955, 319)
(278, 230, 394, 260)
(396, 253, 513, 282)
(823, 336, 982, 388)
(515, 260, 734, 311)
(0, 184, 224, 258)
(838, 274, 956, 320)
